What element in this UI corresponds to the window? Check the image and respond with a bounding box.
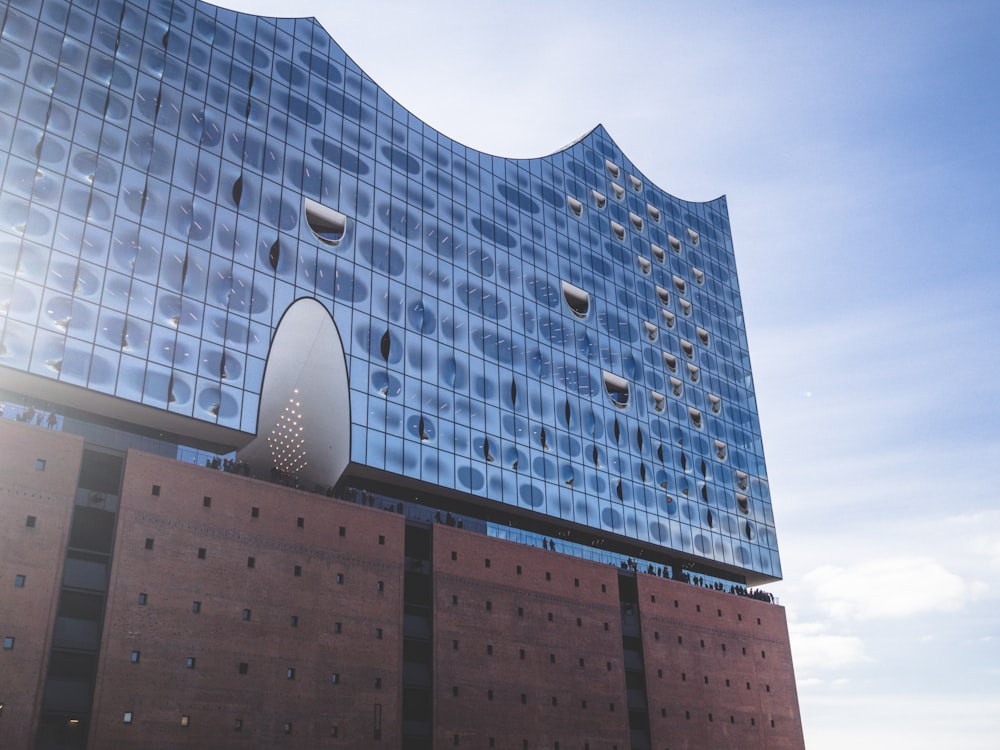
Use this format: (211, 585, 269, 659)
(144, 538, 154, 550)
(578, 657, 585, 667)
(251, 506, 259, 518)
(234, 719, 243, 731)
(378, 534, 385, 545)
(451, 595, 458, 605)
(654, 631, 659, 640)
(516, 565, 522, 575)
(150, 484, 159, 495)
(451, 551, 457, 561)
(35, 459, 46, 471)
(576, 617, 582, 627)
(547, 612, 553, 622)
(582, 699, 588, 709)
(521, 693, 527, 705)
(488, 689, 494, 701)
(519, 649, 525, 660)
(283, 721, 293, 735)
(336, 573, 344, 584)
(290, 615, 299, 627)
(682, 672, 686, 681)
(452, 686, 459, 697)
(192, 601, 201, 613)
(247, 556, 255, 568)
(123, 711, 133, 724)
(25, 515, 37, 527)
(375, 628, 383, 640)
(330, 673, 340, 684)
(376, 580, 384, 592)
(294, 565, 302, 577)
(762, 650, 767, 659)
(202, 496, 211, 507)
(484, 558, 491, 568)
(180, 715, 190, 727)
(14, 574, 25, 588)
(3, 636, 14, 650)
(242, 609, 251, 621)
(330, 724, 339, 737)
(766, 684, 771, 692)
(717, 608, 723, 617)
(601, 584, 607, 593)
(545, 572, 551, 581)
(239, 662, 249, 674)
(603, 622, 609, 631)
(657, 669, 663, 678)
(518, 607, 524, 617)
(551, 696, 558, 706)
(186, 657, 196, 669)
(297, 516, 304, 528)
(197, 548, 206, 559)
(678, 635, 683, 644)
(485, 601, 492, 611)
(338, 526, 346, 537)
(375, 677, 382, 689)
(334, 622, 342, 633)
(726, 679, 731, 687)
(287, 667, 295, 679)
(138, 592, 147, 605)
(130, 650, 140, 663)
(452, 640, 459, 651)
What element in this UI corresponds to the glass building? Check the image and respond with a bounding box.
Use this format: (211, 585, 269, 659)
(0, 0, 781, 585)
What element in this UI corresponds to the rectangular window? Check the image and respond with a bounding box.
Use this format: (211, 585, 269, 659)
(338, 526, 346, 537)
(518, 607, 523, 617)
(516, 564, 522, 575)
(247, 556, 255, 568)
(378, 534, 385, 545)
(130, 650, 140, 663)
(151, 484, 159, 495)
(484, 558, 491, 568)
(239, 662, 249, 674)
(283, 722, 292, 735)
(451, 551, 457, 560)
(294, 565, 302, 577)
(123, 711, 133, 724)
(287, 667, 295, 679)
(336, 573, 344, 584)
(192, 601, 201, 613)
(297, 516, 304, 528)
(197, 548, 206, 559)
(374, 677, 382, 689)
(601, 584, 606, 593)
(574, 578, 579, 587)
(144, 538, 154, 550)
(234, 719, 243, 732)
(547, 612, 553, 622)
(376, 580, 384, 591)
(330, 725, 338, 737)
(519, 649, 525, 660)
(451, 595, 458, 605)
(718, 608, 722, 617)
(651, 595, 656, 602)
(3, 636, 15, 649)
(203, 496, 211, 507)
(487, 644, 493, 655)
(545, 571, 551, 581)
(452, 686, 459, 697)
(452, 639, 459, 651)
(181, 715, 190, 727)
(334, 622, 342, 633)
(485, 601, 492, 611)
(251, 506, 260, 518)
(290, 615, 299, 627)
(576, 617, 582, 627)
(375, 628, 383, 640)
(14, 574, 25, 588)
(36, 459, 46, 471)
(242, 609, 251, 621)
(25, 515, 36, 528)
(186, 657, 196, 669)
(488, 689, 494, 701)
(331, 673, 340, 684)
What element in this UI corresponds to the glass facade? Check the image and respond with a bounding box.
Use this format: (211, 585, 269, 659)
(0, 0, 780, 580)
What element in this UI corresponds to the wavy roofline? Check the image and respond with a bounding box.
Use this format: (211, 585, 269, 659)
(207, 1, 726, 208)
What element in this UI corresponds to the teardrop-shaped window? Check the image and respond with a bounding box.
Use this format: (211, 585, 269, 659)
(269, 240, 280, 271)
(379, 331, 391, 361)
(613, 418, 621, 443)
(566, 195, 583, 216)
(540, 427, 549, 451)
(563, 399, 572, 427)
(167, 373, 176, 403)
(181, 251, 190, 285)
(562, 281, 590, 319)
(610, 221, 625, 241)
(706, 509, 714, 528)
(615, 479, 624, 500)
(510, 379, 518, 406)
(592, 445, 600, 466)
(651, 243, 665, 262)
(636, 428, 644, 452)
(418, 416, 429, 441)
(639, 463, 647, 482)
(656, 286, 670, 306)
(737, 493, 749, 514)
(219, 350, 228, 379)
(232, 174, 244, 206)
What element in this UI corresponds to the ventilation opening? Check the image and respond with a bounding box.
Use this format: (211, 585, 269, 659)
(697, 327, 710, 346)
(714, 440, 727, 460)
(651, 243, 664, 262)
(681, 340, 694, 358)
(670, 376, 683, 396)
(643, 321, 657, 341)
(736, 471, 748, 490)
(612, 183, 625, 200)
(687, 363, 700, 382)
(663, 353, 677, 372)
(562, 281, 590, 318)
(603, 372, 630, 409)
(662, 310, 675, 328)
(592, 190, 606, 208)
(629, 212, 644, 231)
(709, 394, 722, 413)
(610, 221, 625, 240)
(687, 228, 699, 244)
(693, 268, 705, 285)
(679, 299, 692, 316)
(647, 204, 660, 222)
(688, 407, 702, 429)
(673, 275, 686, 295)
(567, 195, 583, 216)
(668, 234, 681, 252)
(651, 391, 665, 412)
(736, 493, 749, 514)
(605, 159, 620, 178)
(629, 175, 643, 191)
(637, 256, 651, 274)
(655, 286, 670, 306)
(304, 198, 346, 245)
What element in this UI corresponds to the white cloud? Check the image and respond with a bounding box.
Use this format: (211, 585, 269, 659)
(788, 621, 870, 672)
(804, 557, 987, 620)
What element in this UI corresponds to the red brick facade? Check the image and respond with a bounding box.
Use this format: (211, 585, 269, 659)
(0, 425, 803, 749)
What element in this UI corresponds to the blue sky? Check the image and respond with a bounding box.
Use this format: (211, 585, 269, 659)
(223, 2, 1000, 746)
